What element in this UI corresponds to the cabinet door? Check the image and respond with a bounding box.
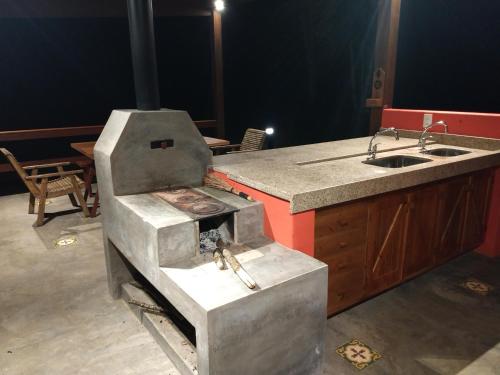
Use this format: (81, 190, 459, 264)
(403, 186, 438, 279)
(365, 192, 408, 296)
(434, 176, 468, 264)
(462, 169, 493, 251)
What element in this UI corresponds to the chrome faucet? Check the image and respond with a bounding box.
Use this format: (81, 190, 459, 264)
(418, 120, 448, 151)
(367, 127, 400, 160)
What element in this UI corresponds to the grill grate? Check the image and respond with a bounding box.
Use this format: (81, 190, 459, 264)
(153, 187, 238, 221)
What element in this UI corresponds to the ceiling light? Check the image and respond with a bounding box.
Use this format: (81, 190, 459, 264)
(214, 0, 225, 12)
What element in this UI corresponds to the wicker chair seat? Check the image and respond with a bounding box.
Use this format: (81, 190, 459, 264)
(210, 128, 267, 155)
(240, 129, 267, 152)
(44, 176, 85, 198)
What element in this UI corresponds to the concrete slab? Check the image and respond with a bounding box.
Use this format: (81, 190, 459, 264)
(0, 193, 179, 375)
(2, 192, 500, 375)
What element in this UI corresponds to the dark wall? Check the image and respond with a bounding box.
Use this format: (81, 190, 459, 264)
(222, 0, 378, 147)
(394, 0, 500, 112)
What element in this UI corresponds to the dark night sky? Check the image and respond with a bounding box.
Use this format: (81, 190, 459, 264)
(222, 0, 378, 147)
(1, 1, 499, 146)
(0, 16, 213, 163)
(0, 16, 213, 130)
(394, 0, 500, 112)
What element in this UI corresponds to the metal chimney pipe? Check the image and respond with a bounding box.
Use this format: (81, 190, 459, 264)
(127, 0, 161, 110)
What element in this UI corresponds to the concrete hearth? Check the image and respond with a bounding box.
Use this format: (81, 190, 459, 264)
(94, 109, 328, 375)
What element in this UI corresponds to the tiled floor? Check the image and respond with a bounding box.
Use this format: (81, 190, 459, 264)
(1, 192, 499, 375)
(326, 253, 500, 375)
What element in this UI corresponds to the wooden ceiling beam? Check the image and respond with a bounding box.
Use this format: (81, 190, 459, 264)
(367, 0, 402, 135)
(0, 0, 212, 18)
(211, 10, 225, 138)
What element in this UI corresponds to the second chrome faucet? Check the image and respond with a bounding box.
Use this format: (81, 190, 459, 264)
(418, 120, 448, 151)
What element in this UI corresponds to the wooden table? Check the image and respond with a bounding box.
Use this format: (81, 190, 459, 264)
(203, 136, 230, 147)
(71, 137, 229, 217)
(71, 142, 99, 217)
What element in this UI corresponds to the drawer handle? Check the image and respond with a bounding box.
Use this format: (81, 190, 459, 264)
(337, 263, 347, 271)
(338, 220, 349, 227)
(339, 242, 348, 248)
(337, 293, 345, 300)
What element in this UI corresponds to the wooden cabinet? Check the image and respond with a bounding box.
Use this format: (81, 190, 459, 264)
(462, 170, 493, 252)
(403, 186, 438, 279)
(314, 168, 494, 316)
(365, 192, 408, 296)
(434, 176, 469, 264)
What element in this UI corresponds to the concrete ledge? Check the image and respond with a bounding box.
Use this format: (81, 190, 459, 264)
(121, 283, 198, 375)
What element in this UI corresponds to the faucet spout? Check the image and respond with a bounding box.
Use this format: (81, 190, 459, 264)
(418, 121, 448, 151)
(367, 127, 400, 160)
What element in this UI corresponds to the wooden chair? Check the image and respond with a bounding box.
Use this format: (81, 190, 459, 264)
(0, 148, 90, 227)
(211, 128, 267, 154)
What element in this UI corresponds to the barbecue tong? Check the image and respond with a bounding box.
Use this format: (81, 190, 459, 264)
(213, 241, 257, 290)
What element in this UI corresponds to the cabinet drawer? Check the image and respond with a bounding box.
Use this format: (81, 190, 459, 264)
(316, 202, 368, 236)
(321, 245, 366, 276)
(327, 270, 365, 315)
(315, 228, 366, 259)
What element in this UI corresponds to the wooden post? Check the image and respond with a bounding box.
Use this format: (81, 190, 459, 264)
(367, 0, 402, 135)
(211, 10, 225, 138)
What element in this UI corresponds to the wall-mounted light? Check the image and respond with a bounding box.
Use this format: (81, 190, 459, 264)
(265, 127, 275, 136)
(214, 0, 225, 12)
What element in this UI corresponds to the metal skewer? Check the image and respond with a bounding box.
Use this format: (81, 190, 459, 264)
(128, 299, 165, 315)
(215, 240, 257, 289)
(213, 249, 226, 270)
(222, 248, 257, 290)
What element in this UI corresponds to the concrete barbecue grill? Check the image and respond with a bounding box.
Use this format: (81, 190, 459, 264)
(93, 1, 327, 374)
(95, 109, 328, 375)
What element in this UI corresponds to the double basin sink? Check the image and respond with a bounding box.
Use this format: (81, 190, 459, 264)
(363, 148, 471, 169)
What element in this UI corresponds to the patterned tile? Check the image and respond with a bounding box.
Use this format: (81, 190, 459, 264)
(54, 235, 78, 248)
(36, 198, 53, 206)
(336, 339, 382, 370)
(461, 278, 494, 296)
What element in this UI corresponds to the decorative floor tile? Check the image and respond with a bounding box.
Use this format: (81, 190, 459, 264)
(54, 235, 78, 248)
(336, 339, 382, 370)
(36, 199, 53, 206)
(461, 278, 494, 296)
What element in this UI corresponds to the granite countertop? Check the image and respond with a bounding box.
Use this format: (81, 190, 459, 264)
(213, 132, 500, 213)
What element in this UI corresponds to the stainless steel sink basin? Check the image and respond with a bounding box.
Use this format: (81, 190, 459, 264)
(363, 155, 432, 168)
(422, 148, 471, 157)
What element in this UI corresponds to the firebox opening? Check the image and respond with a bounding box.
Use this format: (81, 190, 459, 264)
(199, 213, 234, 254)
